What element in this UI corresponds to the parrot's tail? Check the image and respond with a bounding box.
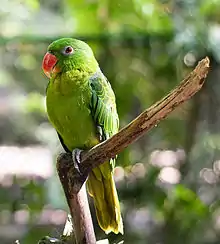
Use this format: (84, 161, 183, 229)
(86, 162, 123, 234)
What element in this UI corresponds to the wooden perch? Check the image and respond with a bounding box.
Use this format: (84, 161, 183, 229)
(56, 57, 210, 244)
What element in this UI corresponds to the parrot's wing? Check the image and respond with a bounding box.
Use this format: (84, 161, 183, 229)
(87, 72, 123, 234)
(89, 72, 119, 168)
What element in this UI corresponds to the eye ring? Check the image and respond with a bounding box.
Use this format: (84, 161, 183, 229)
(63, 46, 74, 55)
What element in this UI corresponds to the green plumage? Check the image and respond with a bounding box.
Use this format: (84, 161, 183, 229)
(45, 38, 123, 234)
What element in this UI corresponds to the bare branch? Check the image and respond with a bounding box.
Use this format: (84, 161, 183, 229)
(57, 154, 96, 244)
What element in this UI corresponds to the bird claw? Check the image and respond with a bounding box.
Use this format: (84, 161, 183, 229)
(71, 149, 88, 193)
(72, 148, 83, 174)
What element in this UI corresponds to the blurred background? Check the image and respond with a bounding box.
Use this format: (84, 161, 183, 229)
(1, 0, 220, 243)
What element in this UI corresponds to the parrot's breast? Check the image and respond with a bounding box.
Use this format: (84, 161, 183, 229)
(46, 74, 98, 151)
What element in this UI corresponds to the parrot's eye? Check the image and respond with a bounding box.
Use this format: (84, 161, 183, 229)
(63, 46, 74, 55)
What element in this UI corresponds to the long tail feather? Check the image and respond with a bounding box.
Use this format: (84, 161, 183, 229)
(86, 162, 123, 234)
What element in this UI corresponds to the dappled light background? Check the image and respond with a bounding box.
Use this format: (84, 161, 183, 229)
(1, 0, 220, 243)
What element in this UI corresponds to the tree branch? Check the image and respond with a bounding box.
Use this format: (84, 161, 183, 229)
(56, 57, 210, 244)
(57, 155, 96, 244)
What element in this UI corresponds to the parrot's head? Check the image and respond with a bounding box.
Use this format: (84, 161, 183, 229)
(42, 38, 99, 78)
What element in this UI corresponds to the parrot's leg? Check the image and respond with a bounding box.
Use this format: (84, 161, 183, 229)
(72, 148, 83, 174)
(71, 148, 88, 193)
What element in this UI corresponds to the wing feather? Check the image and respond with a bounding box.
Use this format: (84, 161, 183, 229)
(89, 72, 119, 169)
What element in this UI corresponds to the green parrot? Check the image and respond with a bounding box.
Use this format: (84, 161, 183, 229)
(42, 38, 123, 234)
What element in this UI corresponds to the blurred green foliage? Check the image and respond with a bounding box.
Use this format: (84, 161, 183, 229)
(1, 0, 220, 243)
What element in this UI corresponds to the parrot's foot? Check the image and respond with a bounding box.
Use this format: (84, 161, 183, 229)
(71, 148, 88, 193)
(72, 148, 83, 174)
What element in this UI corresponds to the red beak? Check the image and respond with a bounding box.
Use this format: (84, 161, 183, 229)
(42, 52, 59, 78)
